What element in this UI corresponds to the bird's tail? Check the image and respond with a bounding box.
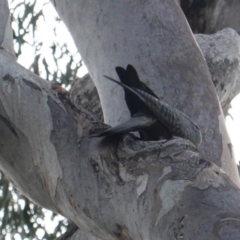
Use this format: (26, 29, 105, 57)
(90, 113, 156, 137)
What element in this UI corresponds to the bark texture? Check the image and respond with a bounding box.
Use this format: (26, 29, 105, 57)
(180, 0, 240, 34)
(51, 0, 238, 183)
(0, 0, 15, 56)
(196, 28, 240, 116)
(0, 0, 240, 239)
(0, 58, 240, 239)
(70, 75, 103, 122)
(0, 60, 240, 239)
(70, 28, 240, 119)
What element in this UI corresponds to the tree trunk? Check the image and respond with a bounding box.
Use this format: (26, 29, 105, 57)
(51, 0, 239, 184)
(1, 0, 240, 239)
(71, 28, 240, 119)
(179, 0, 240, 34)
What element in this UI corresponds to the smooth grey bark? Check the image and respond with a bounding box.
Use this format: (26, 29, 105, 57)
(0, 0, 15, 56)
(52, 0, 238, 185)
(71, 28, 240, 119)
(1, 0, 240, 240)
(195, 28, 240, 116)
(0, 59, 239, 239)
(0, 56, 240, 239)
(179, 0, 240, 34)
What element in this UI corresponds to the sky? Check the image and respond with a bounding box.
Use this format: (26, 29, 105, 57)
(226, 97, 240, 162)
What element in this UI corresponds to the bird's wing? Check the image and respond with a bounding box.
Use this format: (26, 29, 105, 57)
(104, 75, 202, 147)
(126, 65, 159, 98)
(115, 65, 143, 115)
(90, 113, 156, 137)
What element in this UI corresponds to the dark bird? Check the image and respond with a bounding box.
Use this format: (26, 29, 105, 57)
(92, 65, 170, 141)
(92, 65, 202, 147)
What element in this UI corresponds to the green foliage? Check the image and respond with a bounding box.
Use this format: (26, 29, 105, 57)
(0, 0, 83, 239)
(0, 173, 55, 239)
(11, 0, 82, 86)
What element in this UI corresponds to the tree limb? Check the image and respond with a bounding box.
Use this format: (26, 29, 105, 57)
(0, 0, 15, 57)
(196, 28, 240, 115)
(1, 0, 240, 239)
(180, 0, 240, 34)
(2, 49, 240, 239)
(71, 28, 240, 119)
(52, 0, 238, 181)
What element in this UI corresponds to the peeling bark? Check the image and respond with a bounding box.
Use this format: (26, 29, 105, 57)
(1, 0, 240, 239)
(53, 0, 239, 184)
(1, 49, 240, 239)
(196, 28, 240, 116)
(70, 75, 103, 122)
